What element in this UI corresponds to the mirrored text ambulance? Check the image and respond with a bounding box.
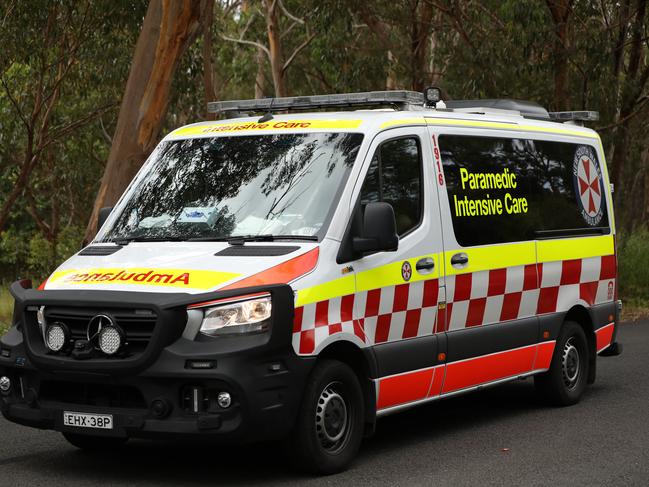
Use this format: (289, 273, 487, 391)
(0, 90, 622, 474)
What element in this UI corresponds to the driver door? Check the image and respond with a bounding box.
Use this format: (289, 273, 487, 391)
(349, 127, 446, 412)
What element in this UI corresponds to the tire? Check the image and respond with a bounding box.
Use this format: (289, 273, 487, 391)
(63, 432, 128, 451)
(287, 360, 365, 475)
(535, 321, 590, 406)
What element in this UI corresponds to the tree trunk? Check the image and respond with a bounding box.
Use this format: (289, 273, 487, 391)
(84, 0, 207, 243)
(264, 0, 287, 97)
(610, 0, 648, 218)
(202, 0, 216, 116)
(411, 0, 434, 91)
(255, 47, 267, 98)
(546, 0, 573, 111)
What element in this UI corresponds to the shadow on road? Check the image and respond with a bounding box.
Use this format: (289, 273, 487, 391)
(28, 378, 567, 485)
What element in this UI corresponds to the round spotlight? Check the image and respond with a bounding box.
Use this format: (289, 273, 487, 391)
(98, 325, 124, 356)
(0, 376, 11, 393)
(45, 322, 68, 352)
(217, 391, 232, 409)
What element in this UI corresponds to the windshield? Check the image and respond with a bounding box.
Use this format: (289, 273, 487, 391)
(98, 132, 364, 242)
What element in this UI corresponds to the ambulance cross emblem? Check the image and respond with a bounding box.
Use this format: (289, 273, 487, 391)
(573, 146, 604, 226)
(401, 261, 412, 281)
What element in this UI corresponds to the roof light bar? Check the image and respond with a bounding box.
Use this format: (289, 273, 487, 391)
(548, 111, 599, 123)
(207, 91, 424, 115)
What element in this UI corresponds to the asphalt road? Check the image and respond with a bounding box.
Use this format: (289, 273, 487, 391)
(1, 322, 648, 487)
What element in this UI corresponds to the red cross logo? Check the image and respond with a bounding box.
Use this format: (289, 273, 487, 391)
(576, 156, 601, 217)
(401, 261, 412, 281)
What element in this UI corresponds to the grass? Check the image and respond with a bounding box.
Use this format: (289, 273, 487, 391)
(0, 285, 12, 335)
(620, 298, 649, 322)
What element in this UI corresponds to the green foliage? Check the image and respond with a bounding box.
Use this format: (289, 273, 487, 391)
(0, 225, 83, 280)
(618, 229, 649, 308)
(0, 0, 647, 310)
(0, 286, 13, 334)
(0, 1, 145, 282)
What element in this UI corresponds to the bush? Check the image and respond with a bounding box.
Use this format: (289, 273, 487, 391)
(0, 225, 83, 282)
(617, 229, 649, 307)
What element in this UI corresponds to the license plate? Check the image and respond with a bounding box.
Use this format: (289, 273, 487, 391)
(63, 411, 113, 430)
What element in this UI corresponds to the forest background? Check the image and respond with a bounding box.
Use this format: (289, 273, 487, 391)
(1, 0, 649, 330)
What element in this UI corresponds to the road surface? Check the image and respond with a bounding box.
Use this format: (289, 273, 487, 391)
(1, 321, 647, 486)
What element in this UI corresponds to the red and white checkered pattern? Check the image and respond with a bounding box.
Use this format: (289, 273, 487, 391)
(444, 255, 616, 331)
(292, 279, 441, 354)
(292, 255, 616, 355)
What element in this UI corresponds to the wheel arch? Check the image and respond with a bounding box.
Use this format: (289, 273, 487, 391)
(317, 340, 378, 434)
(564, 305, 597, 384)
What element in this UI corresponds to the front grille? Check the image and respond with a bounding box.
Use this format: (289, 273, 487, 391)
(43, 307, 157, 357)
(40, 380, 147, 409)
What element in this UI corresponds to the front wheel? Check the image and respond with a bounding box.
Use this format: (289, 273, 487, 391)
(63, 432, 128, 451)
(287, 360, 365, 475)
(535, 321, 590, 406)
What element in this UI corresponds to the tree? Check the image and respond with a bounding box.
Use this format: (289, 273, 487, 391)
(84, 0, 208, 243)
(545, 0, 574, 111)
(220, 0, 315, 98)
(608, 0, 649, 217)
(0, 1, 116, 234)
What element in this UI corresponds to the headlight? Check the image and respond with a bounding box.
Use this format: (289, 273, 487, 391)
(199, 295, 272, 336)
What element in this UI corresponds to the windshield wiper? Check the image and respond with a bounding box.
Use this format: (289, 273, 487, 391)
(188, 234, 319, 244)
(111, 236, 185, 245)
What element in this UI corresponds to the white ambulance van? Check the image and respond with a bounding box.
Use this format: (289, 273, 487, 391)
(1, 90, 622, 474)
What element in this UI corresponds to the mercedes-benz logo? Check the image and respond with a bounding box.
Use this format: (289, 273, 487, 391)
(87, 314, 114, 342)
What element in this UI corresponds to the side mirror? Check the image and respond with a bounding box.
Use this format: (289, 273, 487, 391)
(98, 206, 113, 232)
(353, 202, 399, 253)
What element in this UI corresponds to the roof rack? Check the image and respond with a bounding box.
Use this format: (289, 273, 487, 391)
(443, 99, 551, 121)
(206, 89, 600, 125)
(207, 91, 424, 115)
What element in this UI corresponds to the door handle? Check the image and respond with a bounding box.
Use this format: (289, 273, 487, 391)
(416, 257, 435, 274)
(450, 252, 469, 268)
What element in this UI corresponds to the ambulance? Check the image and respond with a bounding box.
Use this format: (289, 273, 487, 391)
(0, 90, 622, 474)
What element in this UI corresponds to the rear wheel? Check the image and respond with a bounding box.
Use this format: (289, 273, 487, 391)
(63, 432, 128, 451)
(287, 360, 365, 475)
(535, 321, 589, 406)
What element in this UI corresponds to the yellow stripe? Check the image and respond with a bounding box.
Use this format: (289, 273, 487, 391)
(296, 254, 439, 306)
(444, 242, 536, 276)
(424, 117, 598, 139)
(170, 119, 363, 137)
(48, 268, 240, 290)
(356, 254, 440, 291)
(537, 235, 614, 263)
(296, 236, 614, 306)
(379, 118, 426, 129)
(296, 274, 355, 307)
(379, 116, 599, 139)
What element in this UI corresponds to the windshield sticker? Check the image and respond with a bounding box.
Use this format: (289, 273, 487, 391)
(178, 207, 220, 225)
(573, 146, 604, 226)
(170, 119, 362, 137)
(47, 268, 240, 289)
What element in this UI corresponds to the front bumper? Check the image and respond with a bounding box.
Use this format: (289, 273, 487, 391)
(0, 281, 314, 442)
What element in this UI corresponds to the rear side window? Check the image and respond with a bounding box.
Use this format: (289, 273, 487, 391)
(360, 137, 422, 236)
(439, 134, 609, 247)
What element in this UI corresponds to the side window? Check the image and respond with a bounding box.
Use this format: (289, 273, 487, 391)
(360, 137, 422, 236)
(439, 134, 609, 247)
